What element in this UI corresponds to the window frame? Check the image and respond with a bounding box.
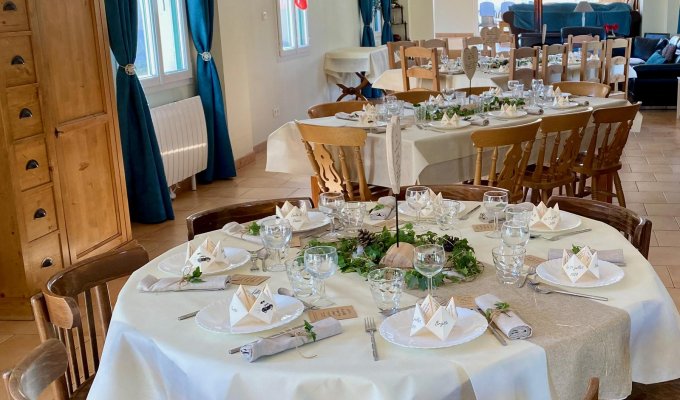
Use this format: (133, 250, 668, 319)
(276, 0, 311, 58)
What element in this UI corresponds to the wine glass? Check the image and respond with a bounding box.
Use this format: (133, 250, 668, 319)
(440, 49, 449, 68)
(501, 220, 530, 249)
(442, 88, 455, 104)
(435, 199, 461, 233)
(413, 244, 445, 299)
(304, 246, 338, 307)
(319, 192, 345, 239)
(260, 219, 293, 272)
(483, 190, 509, 238)
(405, 186, 431, 228)
(507, 80, 519, 93)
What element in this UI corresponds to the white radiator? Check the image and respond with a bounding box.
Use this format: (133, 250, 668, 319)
(150, 96, 208, 195)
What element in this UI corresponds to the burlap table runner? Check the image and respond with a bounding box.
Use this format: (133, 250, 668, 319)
(406, 269, 632, 400)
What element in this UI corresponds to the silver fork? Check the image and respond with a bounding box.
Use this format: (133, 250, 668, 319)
(364, 317, 379, 361)
(528, 281, 608, 301)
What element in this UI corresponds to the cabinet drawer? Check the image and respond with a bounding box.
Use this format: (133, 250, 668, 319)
(7, 84, 43, 140)
(24, 232, 63, 292)
(14, 136, 50, 191)
(21, 185, 57, 241)
(0, 35, 36, 87)
(0, 0, 28, 33)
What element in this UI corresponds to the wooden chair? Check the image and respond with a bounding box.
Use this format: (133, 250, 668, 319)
(393, 89, 441, 104)
(307, 101, 368, 119)
(567, 34, 600, 53)
(3, 339, 71, 400)
(470, 120, 542, 203)
(30, 241, 149, 400)
(418, 38, 449, 57)
(604, 38, 632, 98)
(572, 103, 640, 207)
(522, 109, 593, 203)
(579, 40, 605, 83)
(552, 81, 611, 98)
(480, 27, 515, 57)
(186, 197, 314, 240)
(547, 196, 652, 259)
(509, 47, 539, 87)
(495, 32, 516, 58)
(541, 44, 568, 84)
(296, 122, 390, 204)
(455, 86, 494, 96)
(582, 377, 599, 400)
(397, 184, 509, 202)
(387, 40, 416, 69)
(401, 46, 440, 91)
(463, 36, 490, 56)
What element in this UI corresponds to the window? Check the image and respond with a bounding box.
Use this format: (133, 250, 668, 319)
(136, 0, 192, 88)
(277, 0, 310, 56)
(372, 7, 382, 43)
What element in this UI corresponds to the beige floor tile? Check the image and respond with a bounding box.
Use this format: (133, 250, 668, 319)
(654, 266, 674, 288)
(638, 182, 680, 192)
(644, 204, 680, 216)
(629, 164, 674, 173)
(618, 172, 656, 182)
(619, 181, 638, 192)
(646, 156, 680, 165)
(241, 187, 299, 199)
(625, 203, 646, 216)
(666, 288, 680, 311)
(654, 173, 680, 182)
(623, 191, 666, 203)
(654, 231, 680, 247)
(664, 192, 680, 203)
(648, 216, 680, 231)
(649, 247, 680, 266)
(289, 188, 313, 198)
(620, 156, 648, 164)
(668, 267, 680, 289)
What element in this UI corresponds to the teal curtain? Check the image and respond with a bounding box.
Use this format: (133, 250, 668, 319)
(104, 0, 174, 223)
(186, 0, 237, 183)
(381, 1, 393, 44)
(359, 0, 375, 47)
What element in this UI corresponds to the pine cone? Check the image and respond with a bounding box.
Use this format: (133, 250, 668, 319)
(357, 229, 377, 247)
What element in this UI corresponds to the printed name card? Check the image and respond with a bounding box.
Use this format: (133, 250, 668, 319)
(524, 255, 547, 268)
(307, 305, 357, 323)
(230, 284, 276, 326)
(530, 202, 561, 231)
(186, 239, 226, 271)
(473, 223, 496, 232)
(410, 295, 458, 340)
(230, 274, 270, 286)
(561, 247, 600, 283)
(276, 201, 309, 230)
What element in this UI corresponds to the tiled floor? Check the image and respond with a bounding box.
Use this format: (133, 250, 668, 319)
(3, 110, 680, 398)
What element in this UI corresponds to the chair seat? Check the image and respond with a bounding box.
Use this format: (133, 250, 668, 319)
(572, 153, 623, 175)
(523, 164, 575, 189)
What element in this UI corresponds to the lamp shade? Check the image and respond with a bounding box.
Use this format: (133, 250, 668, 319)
(574, 1, 594, 13)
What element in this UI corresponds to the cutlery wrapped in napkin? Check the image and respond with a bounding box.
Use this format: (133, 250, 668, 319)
(410, 295, 458, 340)
(186, 239, 227, 271)
(548, 248, 624, 265)
(469, 117, 490, 126)
(275, 201, 309, 230)
(525, 106, 544, 115)
(475, 294, 532, 339)
(530, 202, 561, 230)
(334, 112, 359, 121)
(561, 246, 600, 284)
(240, 317, 343, 362)
(222, 222, 264, 245)
(230, 284, 277, 326)
(369, 196, 396, 220)
(137, 275, 230, 292)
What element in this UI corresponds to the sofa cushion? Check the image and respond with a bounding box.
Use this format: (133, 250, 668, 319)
(662, 44, 678, 61)
(632, 37, 664, 60)
(646, 51, 666, 64)
(630, 57, 646, 66)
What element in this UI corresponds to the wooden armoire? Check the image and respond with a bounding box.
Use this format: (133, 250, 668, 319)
(0, 0, 131, 320)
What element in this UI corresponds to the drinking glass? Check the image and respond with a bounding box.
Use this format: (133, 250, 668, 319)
(425, 100, 438, 121)
(435, 199, 461, 232)
(413, 244, 446, 298)
(304, 246, 338, 306)
(492, 246, 526, 285)
(319, 192, 345, 239)
(454, 90, 468, 106)
(440, 49, 449, 67)
(405, 185, 431, 228)
(414, 104, 427, 124)
(483, 190, 509, 238)
(507, 80, 519, 92)
(367, 268, 405, 312)
(512, 83, 525, 99)
(341, 201, 365, 235)
(443, 88, 455, 104)
(531, 79, 544, 105)
(260, 219, 293, 272)
(505, 203, 532, 226)
(501, 220, 530, 248)
(286, 256, 320, 299)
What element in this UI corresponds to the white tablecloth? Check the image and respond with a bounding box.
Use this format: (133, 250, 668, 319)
(324, 46, 390, 85)
(88, 206, 680, 399)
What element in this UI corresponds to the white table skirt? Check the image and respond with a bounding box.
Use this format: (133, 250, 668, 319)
(324, 46, 390, 85)
(88, 206, 680, 399)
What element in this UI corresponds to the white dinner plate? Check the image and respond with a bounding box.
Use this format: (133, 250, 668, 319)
(397, 201, 466, 217)
(428, 120, 471, 130)
(195, 294, 304, 334)
(529, 211, 582, 233)
(157, 248, 250, 276)
(548, 102, 579, 109)
(536, 259, 624, 288)
(379, 307, 488, 349)
(353, 121, 388, 129)
(259, 211, 330, 233)
(488, 110, 528, 119)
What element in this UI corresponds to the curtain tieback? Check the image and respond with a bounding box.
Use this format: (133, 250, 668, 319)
(119, 63, 136, 76)
(200, 51, 212, 62)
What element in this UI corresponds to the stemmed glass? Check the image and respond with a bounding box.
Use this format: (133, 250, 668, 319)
(405, 186, 431, 228)
(304, 246, 338, 307)
(507, 80, 519, 94)
(483, 190, 509, 238)
(442, 88, 455, 105)
(260, 219, 292, 272)
(319, 192, 345, 239)
(440, 49, 449, 68)
(413, 244, 446, 299)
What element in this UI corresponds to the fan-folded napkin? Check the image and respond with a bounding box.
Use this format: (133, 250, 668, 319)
(410, 295, 458, 340)
(475, 293, 532, 339)
(561, 247, 600, 283)
(369, 197, 396, 220)
(138, 275, 230, 292)
(530, 202, 561, 230)
(275, 201, 308, 230)
(548, 248, 624, 265)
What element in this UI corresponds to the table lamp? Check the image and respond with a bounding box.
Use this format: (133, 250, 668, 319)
(574, 1, 594, 27)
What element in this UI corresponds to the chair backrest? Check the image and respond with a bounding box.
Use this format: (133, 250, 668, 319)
(307, 101, 368, 119)
(479, 1, 496, 17)
(604, 38, 632, 96)
(418, 38, 449, 55)
(471, 120, 541, 202)
(3, 339, 68, 400)
(296, 122, 372, 201)
(552, 81, 611, 98)
(480, 27, 501, 54)
(186, 197, 314, 240)
(581, 103, 640, 173)
(463, 36, 490, 56)
(582, 377, 599, 400)
(393, 89, 441, 104)
(498, 21, 512, 33)
(31, 241, 149, 399)
(397, 184, 509, 202)
(509, 47, 539, 87)
(401, 46, 440, 91)
(547, 196, 652, 259)
(541, 44, 568, 84)
(579, 40, 605, 83)
(456, 86, 493, 96)
(495, 32, 516, 57)
(562, 26, 606, 44)
(387, 40, 416, 69)
(567, 34, 600, 53)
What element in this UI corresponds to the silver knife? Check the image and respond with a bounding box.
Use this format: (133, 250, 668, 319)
(545, 228, 592, 241)
(477, 308, 507, 346)
(380, 304, 416, 317)
(177, 310, 199, 320)
(459, 204, 481, 220)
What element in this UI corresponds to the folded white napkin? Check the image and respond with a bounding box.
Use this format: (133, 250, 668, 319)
(276, 201, 309, 230)
(230, 284, 277, 326)
(548, 248, 624, 265)
(500, 104, 518, 116)
(470, 117, 490, 126)
(185, 239, 227, 272)
(552, 95, 570, 107)
(561, 247, 599, 283)
(240, 317, 343, 362)
(475, 294, 532, 340)
(498, 64, 509, 73)
(411, 295, 458, 340)
(369, 196, 396, 220)
(440, 113, 461, 127)
(494, 87, 503, 97)
(222, 222, 263, 245)
(335, 112, 359, 121)
(554, 87, 561, 98)
(137, 275, 230, 292)
(530, 202, 561, 230)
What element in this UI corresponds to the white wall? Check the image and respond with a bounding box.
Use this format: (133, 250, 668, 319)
(641, 0, 671, 35)
(406, 0, 435, 40)
(433, 0, 477, 35)
(668, 0, 680, 34)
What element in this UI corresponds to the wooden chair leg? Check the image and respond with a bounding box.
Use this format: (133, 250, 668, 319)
(613, 171, 626, 208)
(591, 175, 598, 201)
(522, 187, 529, 202)
(577, 173, 587, 198)
(310, 176, 321, 208)
(565, 183, 575, 197)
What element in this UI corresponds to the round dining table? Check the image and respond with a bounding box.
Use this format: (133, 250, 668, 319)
(88, 201, 680, 400)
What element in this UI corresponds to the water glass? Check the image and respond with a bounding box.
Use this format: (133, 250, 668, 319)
(512, 83, 525, 99)
(414, 104, 427, 124)
(505, 203, 532, 226)
(367, 268, 405, 312)
(454, 90, 468, 106)
(304, 246, 338, 307)
(483, 190, 509, 238)
(501, 220, 530, 248)
(260, 219, 292, 272)
(341, 201, 365, 235)
(492, 246, 526, 285)
(405, 185, 431, 228)
(435, 199, 461, 231)
(442, 88, 455, 103)
(285, 256, 320, 299)
(507, 80, 519, 92)
(413, 244, 446, 298)
(319, 192, 345, 239)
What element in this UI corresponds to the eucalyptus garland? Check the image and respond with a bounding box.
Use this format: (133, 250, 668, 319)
(304, 224, 483, 290)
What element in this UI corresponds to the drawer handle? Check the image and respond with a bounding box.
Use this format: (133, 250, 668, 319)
(33, 208, 46, 219)
(11, 55, 25, 65)
(2, 1, 16, 11)
(19, 108, 32, 119)
(41, 258, 54, 268)
(25, 159, 39, 170)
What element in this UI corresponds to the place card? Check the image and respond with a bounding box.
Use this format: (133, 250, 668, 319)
(230, 274, 270, 286)
(307, 305, 357, 323)
(370, 219, 397, 229)
(410, 295, 458, 340)
(289, 236, 302, 248)
(453, 295, 476, 309)
(472, 223, 495, 232)
(524, 255, 547, 268)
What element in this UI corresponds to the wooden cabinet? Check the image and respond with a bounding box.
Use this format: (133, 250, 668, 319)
(0, 0, 131, 320)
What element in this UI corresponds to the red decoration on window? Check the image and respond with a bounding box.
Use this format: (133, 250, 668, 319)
(294, 0, 307, 10)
